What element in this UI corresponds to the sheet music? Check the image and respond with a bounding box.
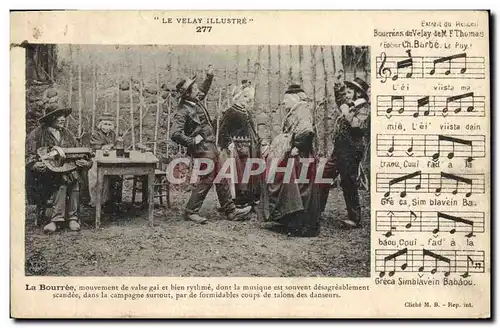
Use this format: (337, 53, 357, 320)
(375, 249, 485, 278)
(372, 11, 490, 316)
(376, 51, 486, 82)
(376, 211, 485, 237)
(377, 134, 486, 159)
(9, 10, 491, 319)
(377, 93, 486, 118)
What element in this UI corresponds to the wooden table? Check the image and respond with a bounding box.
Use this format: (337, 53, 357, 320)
(95, 150, 158, 228)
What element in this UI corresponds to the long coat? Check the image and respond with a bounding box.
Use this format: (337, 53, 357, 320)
(89, 129, 116, 150)
(25, 126, 79, 204)
(218, 103, 262, 205)
(258, 100, 321, 235)
(332, 82, 370, 150)
(170, 74, 216, 158)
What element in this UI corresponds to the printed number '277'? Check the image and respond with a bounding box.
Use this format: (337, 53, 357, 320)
(196, 26, 212, 33)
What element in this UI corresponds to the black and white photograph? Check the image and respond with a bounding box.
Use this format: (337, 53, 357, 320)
(24, 44, 371, 277)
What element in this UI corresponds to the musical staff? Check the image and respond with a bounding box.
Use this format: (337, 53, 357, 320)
(377, 134, 485, 160)
(377, 51, 485, 82)
(377, 171, 485, 197)
(375, 249, 485, 277)
(377, 93, 486, 118)
(376, 211, 485, 237)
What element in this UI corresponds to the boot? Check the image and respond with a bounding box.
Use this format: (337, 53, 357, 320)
(226, 205, 251, 221)
(68, 220, 81, 231)
(68, 217, 81, 231)
(185, 213, 208, 224)
(340, 218, 360, 228)
(43, 222, 57, 233)
(260, 221, 283, 230)
(342, 207, 362, 229)
(340, 213, 362, 229)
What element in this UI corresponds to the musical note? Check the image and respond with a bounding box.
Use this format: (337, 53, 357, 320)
(461, 256, 474, 278)
(379, 248, 408, 278)
(388, 136, 395, 156)
(385, 171, 422, 198)
(444, 92, 475, 116)
(406, 137, 414, 156)
(432, 216, 440, 235)
(378, 52, 392, 83)
(437, 212, 474, 237)
(405, 210, 418, 229)
(419, 249, 451, 276)
(466, 94, 475, 112)
(392, 49, 413, 81)
(384, 211, 396, 237)
(429, 53, 467, 76)
(432, 142, 440, 161)
(387, 95, 404, 115)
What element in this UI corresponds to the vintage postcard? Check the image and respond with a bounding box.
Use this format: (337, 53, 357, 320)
(10, 10, 490, 318)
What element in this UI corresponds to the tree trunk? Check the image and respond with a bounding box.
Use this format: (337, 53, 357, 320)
(320, 46, 329, 155)
(298, 45, 304, 86)
(77, 48, 82, 137)
(91, 57, 96, 134)
(267, 45, 273, 136)
(309, 46, 318, 151)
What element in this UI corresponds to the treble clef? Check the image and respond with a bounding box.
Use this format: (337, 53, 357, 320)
(378, 52, 392, 83)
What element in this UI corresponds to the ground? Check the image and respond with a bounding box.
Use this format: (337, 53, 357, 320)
(25, 186, 370, 277)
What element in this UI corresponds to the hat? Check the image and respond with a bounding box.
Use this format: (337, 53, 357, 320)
(285, 84, 305, 94)
(345, 77, 370, 100)
(175, 75, 197, 97)
(39, 106, 72, 124)
(98, 111, 114, 122)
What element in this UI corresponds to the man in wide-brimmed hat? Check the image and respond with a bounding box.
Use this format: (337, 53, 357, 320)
(26, 106, 93, 233)
(321, 75, 370, 229)
(88, 111, 122, 208)
(170, 65, 251, 224)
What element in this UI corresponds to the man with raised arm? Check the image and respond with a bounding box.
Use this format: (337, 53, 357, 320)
(171, 65, 251, 224)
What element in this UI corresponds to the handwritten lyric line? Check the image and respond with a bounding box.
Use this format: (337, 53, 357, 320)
(376, 171, 485, 197)
(377, 51, 486, 82)
(376, 210, 485, 238)
(377, 134, 485, 160)
(375, 248, 485, 278)
(376, 93, 486, 118)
